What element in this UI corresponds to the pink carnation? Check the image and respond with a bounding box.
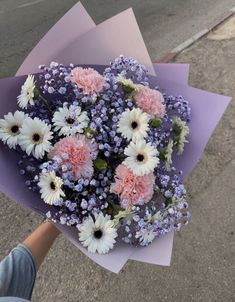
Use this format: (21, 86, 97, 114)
(48, 135, 96, 180)
(70, 67, 105, 95)
(134, 86, 166, 118)
(110, 164, 155, 208)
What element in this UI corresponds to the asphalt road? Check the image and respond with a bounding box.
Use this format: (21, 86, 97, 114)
(0, 0, 235, 76)
(0, 1, 235, 302)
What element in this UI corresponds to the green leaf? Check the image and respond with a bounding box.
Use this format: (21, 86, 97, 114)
(84, 128, 97, 137)
(165, 198, 173, 207)
(93, 158, 107, 171)
(33, 88, 40, 99)
(106, 196, 120, 215)
(159, 149, 166, 161)
(172, 124, 181, 135)
(150, 118, 162, 128)
(122, 84, 135, 93)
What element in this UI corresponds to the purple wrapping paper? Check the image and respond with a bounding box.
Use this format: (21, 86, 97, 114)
(0, 2, 230, 272)
(0, 71, 230, 272)
(14, 3, 189, 271)
(152, 77, 231, 179)
(154, 64, 189, 85)
(130, 75, 230, 263)
(16, 2, 96, 76)
(54, 8, 155, 75)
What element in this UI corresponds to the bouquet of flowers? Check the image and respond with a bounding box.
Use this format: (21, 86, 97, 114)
(0, 2, 230, 272)
(0, 56, 191, 254)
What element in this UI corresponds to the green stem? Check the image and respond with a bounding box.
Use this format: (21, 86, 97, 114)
(39, 94, 53, 117)
(124, 92, 135, 101)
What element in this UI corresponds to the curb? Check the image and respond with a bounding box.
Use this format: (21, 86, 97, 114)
(157, 6, 235, 63)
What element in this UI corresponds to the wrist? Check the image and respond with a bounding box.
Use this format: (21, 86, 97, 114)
(43, 221, 61, 236)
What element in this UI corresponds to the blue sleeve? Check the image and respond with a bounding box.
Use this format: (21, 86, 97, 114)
(0, 298, 29, 302)
(0, 244, 36, 300)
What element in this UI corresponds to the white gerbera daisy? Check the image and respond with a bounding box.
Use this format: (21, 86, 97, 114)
(52, 104, 89, 136)
(17, 75, 36, 109)
(18, 117, 53, 159)
(117, 108, 150, 141)
(124, 140, 159, 176)
(116, 75, 143, 92)
(78, 212, 118, 254)
(0, 111, 26, 149)
(38, 171, 65, 205)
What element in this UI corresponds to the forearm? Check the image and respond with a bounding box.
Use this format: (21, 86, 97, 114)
(23, 221, 60, 271)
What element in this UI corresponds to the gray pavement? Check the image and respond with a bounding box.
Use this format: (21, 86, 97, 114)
(0, 1, 235, 302)
(1, 0, 235, 77)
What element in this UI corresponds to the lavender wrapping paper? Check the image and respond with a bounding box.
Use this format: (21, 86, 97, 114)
(13, 3, 192, 272)
(130, 75, 231, 263)
(155, 64, 189, 85)
(0, 3, 230, 272)
(0, 71, 230, 272)
(54, 8, 155, 75)
(16, 2, 96, 76)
